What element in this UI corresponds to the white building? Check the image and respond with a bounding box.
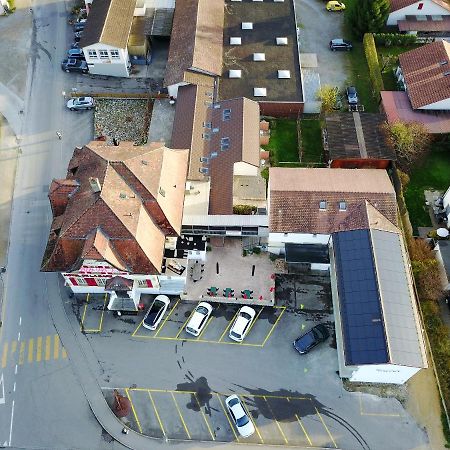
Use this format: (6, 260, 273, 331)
(387, 0, 450, 26)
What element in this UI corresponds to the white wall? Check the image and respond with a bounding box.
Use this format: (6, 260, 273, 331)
(349, 364, 421, 384)
(443, 186, 450, 219)
(387, 0, 450, 25)
(234, 161, 259, 176)
(168, 82, 188, 99)
(434, 242, 450, 291)
(83, 44, 130, 78)
(418, 97, 450, 110)
(268, 232, 330, 255)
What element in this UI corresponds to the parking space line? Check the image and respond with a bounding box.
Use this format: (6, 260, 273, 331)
(155, 299, 179, 337)
(175, 308, 196, 339)
(261, 307, 286, 347)
(197, 315, 214, 340)
(125, 388, 143, 434)
(53, 335, 60, 360)
(359, 393, 401, 417)
(170, 392, 191, 439)
(27, 339, 34, 364)
(2, 342, 8, 368)
(45, 335, 51, 361)
(132, 319, 144, 337)
(80, 293, 90, 330)
(194, 392, 215, 441)
(239, 396, 264, 444)
(97, 294, 107, 332)
(62, 348, 67, 358)
(148, 392, 166, 438)
(263, 396, 288, 444)
(314, 405, 337, 448)
(241, 307, 264, 345)
(216, 393, 240, 443)
(18, 341, 25, 365)
(287, 398, 312, 446)
(219, 309, 239, 342)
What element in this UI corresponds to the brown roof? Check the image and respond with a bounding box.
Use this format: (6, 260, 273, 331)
(390, 0, 450, 12)
(269, 168, 397, 234)
(399, 40, 450, 109)
(80, 0, 136, 49)
(398, 15, 450, 31)
(164, 0, 224, 86)
(325, 113, 396, 161)
(41, 141, 189, 274)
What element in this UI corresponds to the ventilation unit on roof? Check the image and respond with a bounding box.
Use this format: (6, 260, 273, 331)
(277, 70, 291, 79)
(276, 37, 288, 45)
(253, 53, 266, 61)
(253, 87, 267, 97)
(242, 22, 253, 30)
(230, 37, 242, 45)
(229, 69, 242, 78)
(445, 71, 450, 76)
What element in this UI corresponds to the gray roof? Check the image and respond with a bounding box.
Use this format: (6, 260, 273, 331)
(437, 240, 450, 280)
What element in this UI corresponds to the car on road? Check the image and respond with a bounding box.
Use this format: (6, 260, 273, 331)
(61, 58, 88, 73)
(346, 86, 358, 104)
(186, 302, 213, 336)
(225, 395, 255, 438)
(326, 1, 345, 11)
(229, 306, 256, 342)
(66, 96, 95, 111)
(142, 295, 170, 330)
(329, 39, 352, 51)
(73, 21, 86, 32)
(293, 323, 330, 354)
(74, 31, 83, 42)
(67, 48, 85, 60)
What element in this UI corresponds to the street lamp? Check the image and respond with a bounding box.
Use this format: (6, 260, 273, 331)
(0, 266, 5, 327)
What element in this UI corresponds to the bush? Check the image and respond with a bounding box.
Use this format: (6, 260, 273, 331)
(252, 247, 261, 255)
(374, 33, 418, 47)
(397, 169, 410, 190)
(363, 33, 384, 101)
(233, 204, 257, 215)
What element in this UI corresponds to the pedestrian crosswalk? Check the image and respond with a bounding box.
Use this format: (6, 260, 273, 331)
(1, 334, 67, 368)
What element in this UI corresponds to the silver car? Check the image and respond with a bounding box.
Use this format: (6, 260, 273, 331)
(66, 97, 94, 111)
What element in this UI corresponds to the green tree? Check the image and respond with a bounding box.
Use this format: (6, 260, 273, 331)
(316, 85, 338, 114)
(346, 0, 390, 39)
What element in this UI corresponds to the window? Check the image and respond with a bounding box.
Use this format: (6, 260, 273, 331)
(99, 50, 109, 59)
(202, 133, 210, 141)
(339, 201, 347, 211)
(203, 122, 212, 129)
(418, 2, 423, 9)
(319, 200, 327, 210)
(110, 50, 120, 58)
(223, 109, 231, 121)
(221, 137, 230, 150)
(76, 277, 88, 286)
(210, 151, 218, 159)
(88, 49, 97, 58)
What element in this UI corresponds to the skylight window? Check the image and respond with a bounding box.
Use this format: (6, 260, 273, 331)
(242, 22, 253, 30)
(253, 87, 267, 97)
(319, 200, 327, 210)
(229, 69, 242, 78)
(230, 37, 242, 45)
(253, 53, 266, 61)
(276, 37, 288, 45)
(277, 70, 291, 79)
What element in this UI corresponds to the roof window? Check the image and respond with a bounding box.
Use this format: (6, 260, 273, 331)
(319, 200, 327, 210)
(253, 53, 266, 61)
(223, 109, 231, 121)
(276, 37, 288, 45)
(229, 69, 242, 78)
(339, 201, 347, 211)
(277, 70, 291, 79)
(221, 137, 230, 150)
(230, 37, 242, 45)
(242, 22, 253, 30)
(253, 87, 267, 97)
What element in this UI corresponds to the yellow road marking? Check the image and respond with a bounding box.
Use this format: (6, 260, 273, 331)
(194, 392, 215, 441)
(97, 294, 107, 333)
(286, 398, 312, 446)
(241, 307, 264, 344)
(125, 388, 143, 434)
(132, 319, 144, 337)
(155, 299, 179, 337)
(216, 393, 240, 442)
(53, 335, 60, 360)
(36, 336, 42, 362)
(261, 307, 286, 347)
(219, 309, 240, 342)
(314, 406, 337, 448)
(11, 341, 16, 354)
(1, 342, 7, 368)
(197, 315, 214, 340)
(45, 335, 51, 361)
(240, 396, 264, 444)
(28, 339, 34, 364)
(359, 393, 400, 417)
(80, 293, 90, 330)
(131, 334, 262, 346)
(62, 348, 67, 358)
(148, 392, 166, 438)
(175, 308, 196, 339)
(18, 341, 25, 365)
(264, 396, 288, 444)
(171, 392, 191, 439)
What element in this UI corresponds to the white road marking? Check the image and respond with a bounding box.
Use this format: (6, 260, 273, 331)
(19, 317, 21, 326)
(17, 332, 20, 342)
(9, 399, 14, 446)
(14, 365, 17, 375)
(0, 373, 5, 404)
(13, 382, 15, 393)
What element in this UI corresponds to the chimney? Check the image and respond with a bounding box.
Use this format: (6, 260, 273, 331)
(88, 177, 101, 193)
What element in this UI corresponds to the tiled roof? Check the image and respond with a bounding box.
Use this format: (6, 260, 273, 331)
(269, 168, 397, 234)
(164, 0, 224, 86)
(390, 0, 450, 12)
(41, 141, 189, 274)
(398, 15, 450, 31)
(80, 0, 136, 49)
(399, 40, 450, 109)
(325, 113, 396, 161)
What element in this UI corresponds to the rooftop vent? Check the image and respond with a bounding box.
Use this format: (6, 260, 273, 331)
(229, 69, 242, 78)
(277, 70, 291, 79)
(88, 177, 101, 193)
(445, 71, 450, 76)
(119, 192, 127, 199)
(242, 22, 253, 30)
(253, 53, 266, 61)
(141, 160, 148, 165)
(274, 0, 285, 2)
(253, 87, 267, 97)
(276, 37, 288, 45)
(440, 60, 448, 65)
(230, 37, 242, 45)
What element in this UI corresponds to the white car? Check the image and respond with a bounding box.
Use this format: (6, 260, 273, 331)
(229, 306, 256, 342)
(225, 394, 255, 438)
(66, 96, 94, 111)
(186, 302, 213, 336)
(142, 295, 170, 330)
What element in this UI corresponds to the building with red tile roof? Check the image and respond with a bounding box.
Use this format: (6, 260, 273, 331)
(387, 0, 450, 28)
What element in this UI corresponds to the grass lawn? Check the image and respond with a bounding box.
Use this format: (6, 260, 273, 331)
(262, 119, 299, 165)
(404, 141, 450, 233)
(300, 119, 323, 163)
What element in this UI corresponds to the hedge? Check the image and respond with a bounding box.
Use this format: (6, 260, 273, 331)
(363, 33, 384, 101)
(374, 33, 418, 47)
(233, 204, 257, 215)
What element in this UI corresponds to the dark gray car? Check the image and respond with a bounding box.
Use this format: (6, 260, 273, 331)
(293, 323, 329, 354)
(61, 58, 88, 73)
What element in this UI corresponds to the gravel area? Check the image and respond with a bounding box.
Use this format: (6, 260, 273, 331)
(94, 99, 152, 145)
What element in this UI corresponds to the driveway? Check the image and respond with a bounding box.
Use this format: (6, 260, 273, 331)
(296, 0, 351, 89)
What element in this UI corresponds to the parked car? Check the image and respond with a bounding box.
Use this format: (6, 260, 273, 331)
(73, 21, 86, 32)
(66, 97, 94, 111)
(74, 31, 83, 42)
(225, 395, 255, 438)
(293, 323, 329, 354)
(346, 86, 358, 104)
(67, 48, 85, 60)
(229, 306, 256, 342)
(326, 1, 345, 11)
(142, 295, 170, 330)
(70, 42, 80, 49)
(186, 302, 213, 336)
(329, 39, 353, 51)
(61, 58, 88, 73)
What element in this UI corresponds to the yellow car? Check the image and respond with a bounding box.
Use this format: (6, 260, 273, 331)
(326, 1, 346, 11)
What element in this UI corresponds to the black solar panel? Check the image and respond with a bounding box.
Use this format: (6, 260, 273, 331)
(333, 229, 389, 365)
